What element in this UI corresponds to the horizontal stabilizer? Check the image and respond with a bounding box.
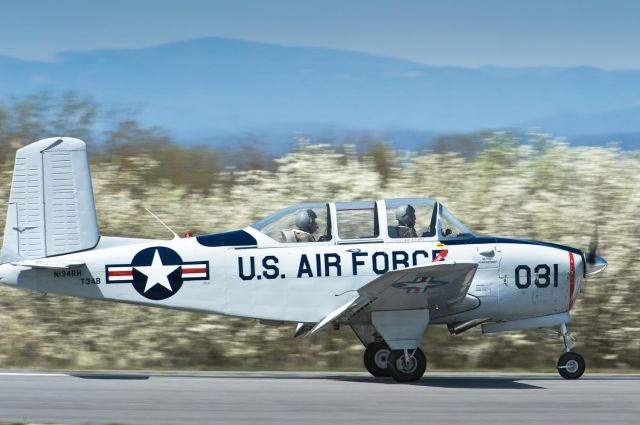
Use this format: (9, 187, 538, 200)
(12, 259, 85, 270)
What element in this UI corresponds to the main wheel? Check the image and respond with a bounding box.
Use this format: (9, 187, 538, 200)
(363, 341, 391, 377)
(388, 348, 427, 382)
(557, 352, 586, 380)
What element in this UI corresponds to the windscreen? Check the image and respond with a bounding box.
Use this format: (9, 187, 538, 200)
(439, 206, 474, 239)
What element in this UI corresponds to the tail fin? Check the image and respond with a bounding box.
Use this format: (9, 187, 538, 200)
(1, 137, 99, 263)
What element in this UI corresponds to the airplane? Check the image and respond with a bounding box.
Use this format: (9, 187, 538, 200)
(0, 137, 608, 382)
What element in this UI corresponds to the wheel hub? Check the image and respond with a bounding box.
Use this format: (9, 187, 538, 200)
(396, 355, 418, 374)
(565, 359, 579, 374)
(374, 349, 390, 369)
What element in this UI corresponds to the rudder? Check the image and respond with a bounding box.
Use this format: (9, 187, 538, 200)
(1, 137, 99, 263)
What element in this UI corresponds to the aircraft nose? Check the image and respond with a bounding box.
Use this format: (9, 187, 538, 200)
(585, 254, 608, 277)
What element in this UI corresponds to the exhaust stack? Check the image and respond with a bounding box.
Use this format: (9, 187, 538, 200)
(448, 318, 489, 335)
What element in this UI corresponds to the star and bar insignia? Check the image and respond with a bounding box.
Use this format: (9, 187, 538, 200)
(105, 246, 209, 300)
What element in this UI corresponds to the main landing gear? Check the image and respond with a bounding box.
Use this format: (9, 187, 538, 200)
(556, 323, 586, 380)
(388, 348, 427, 382)
(363, 341, 391, 377)
(363, 341, 427, 382)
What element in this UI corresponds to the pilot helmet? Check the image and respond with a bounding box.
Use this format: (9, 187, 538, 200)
(295, 209, 318, 233)
(395, 204, 416, 227)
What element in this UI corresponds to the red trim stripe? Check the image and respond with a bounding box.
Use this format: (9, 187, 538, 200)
(182, 268, 207, 274)
(569, 252, 575, 309)
(109, 270, 133, 277)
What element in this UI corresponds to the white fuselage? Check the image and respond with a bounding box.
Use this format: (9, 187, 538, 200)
(0, 228, 584, 326)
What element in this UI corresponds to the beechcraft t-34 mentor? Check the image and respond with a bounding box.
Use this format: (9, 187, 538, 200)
(0, 138, 608, 382)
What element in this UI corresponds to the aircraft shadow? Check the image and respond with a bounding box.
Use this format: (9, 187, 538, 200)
(326, 375, 545, 389)
(68, 372, 640, 389)
(172, 373, 545, 389)
(65, 370, 640, 387)
(70, 373, 150, 380)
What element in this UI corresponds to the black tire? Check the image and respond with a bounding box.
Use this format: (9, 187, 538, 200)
(557, 352, 586, 380)
(388, 348, 427, 382)
(363, 341, 391, 377)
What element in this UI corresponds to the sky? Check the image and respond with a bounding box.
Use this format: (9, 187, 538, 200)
(1, 0, 639, 69)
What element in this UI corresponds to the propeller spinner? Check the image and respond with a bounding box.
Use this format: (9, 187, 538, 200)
(585, 227, 608, 276)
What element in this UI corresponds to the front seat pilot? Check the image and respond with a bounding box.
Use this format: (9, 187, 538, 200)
(392, 204, 418, 238)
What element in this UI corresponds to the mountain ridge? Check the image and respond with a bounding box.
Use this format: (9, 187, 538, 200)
(1, 37, 639, 150)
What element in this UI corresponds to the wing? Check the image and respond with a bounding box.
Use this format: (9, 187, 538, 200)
(308, 261, 478, 335)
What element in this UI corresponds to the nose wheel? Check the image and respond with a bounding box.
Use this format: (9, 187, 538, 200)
(556, 323, 586, 380)
(557, 352, 586, 379)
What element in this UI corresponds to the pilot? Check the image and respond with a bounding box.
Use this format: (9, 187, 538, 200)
(281, 209, 319, 242)
(394, 204, 418, 238)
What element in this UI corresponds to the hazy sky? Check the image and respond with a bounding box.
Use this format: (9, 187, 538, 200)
(2, 0, 639, 69)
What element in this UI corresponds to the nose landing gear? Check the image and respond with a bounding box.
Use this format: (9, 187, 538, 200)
(556, 323, 586, 380)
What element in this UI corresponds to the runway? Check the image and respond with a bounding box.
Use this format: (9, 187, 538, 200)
(0, 371, 638, 425)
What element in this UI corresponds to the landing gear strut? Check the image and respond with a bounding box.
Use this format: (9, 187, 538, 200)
(556, 323, 585, 380)
(363, 341, 391, 377)
(388, 348, 427, 382)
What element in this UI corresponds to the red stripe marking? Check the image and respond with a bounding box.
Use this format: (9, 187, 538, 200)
(569, 252, 575, 309)
(108, 270, 133, 277)
(182, 268, 207, 274)
(433, 250, 449, 262)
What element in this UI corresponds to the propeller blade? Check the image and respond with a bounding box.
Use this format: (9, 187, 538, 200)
(585, 226, 607, 276)
(586, 226, 598, 264)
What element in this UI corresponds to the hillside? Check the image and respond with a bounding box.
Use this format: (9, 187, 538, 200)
(1, 37, 640, 150)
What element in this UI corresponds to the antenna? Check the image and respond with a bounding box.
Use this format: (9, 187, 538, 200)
(144, 208, 180, 240)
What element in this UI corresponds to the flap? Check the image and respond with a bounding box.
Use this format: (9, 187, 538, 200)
(308, 297, 359, 335)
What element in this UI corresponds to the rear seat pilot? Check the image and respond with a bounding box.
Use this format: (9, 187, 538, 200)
(281, 209, 319, 242)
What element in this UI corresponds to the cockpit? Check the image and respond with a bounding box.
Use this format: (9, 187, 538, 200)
(251, 198, 474, 244)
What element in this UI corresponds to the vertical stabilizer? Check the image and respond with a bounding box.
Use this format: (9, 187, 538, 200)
(1, 137, 99, 263)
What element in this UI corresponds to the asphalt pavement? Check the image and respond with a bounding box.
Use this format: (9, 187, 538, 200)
(0, 371, 638, 424)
